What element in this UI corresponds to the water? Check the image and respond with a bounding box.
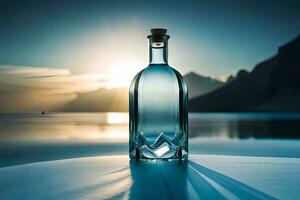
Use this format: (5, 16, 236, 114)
(0, 112, 128, 143)
(129, 64, 188, 160)
(1, 113, 300, 200)
(1, 112, 300, 142)
(1, 112, 300, 167)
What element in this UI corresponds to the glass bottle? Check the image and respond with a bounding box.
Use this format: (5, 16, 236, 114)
(129, 28, 188, 160)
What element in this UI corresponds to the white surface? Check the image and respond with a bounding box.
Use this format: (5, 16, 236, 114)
(0, 155, 299, 200)
(190, 155, 300, 200)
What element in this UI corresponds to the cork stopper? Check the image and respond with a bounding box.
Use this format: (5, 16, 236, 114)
(151, 28, 167, 36)
(148, 28, 170, 42)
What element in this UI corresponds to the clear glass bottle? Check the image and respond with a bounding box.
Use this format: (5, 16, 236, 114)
(129, 28, 188, 160)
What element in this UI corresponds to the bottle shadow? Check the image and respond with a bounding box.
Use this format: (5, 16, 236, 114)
(128, 160, 277, 200)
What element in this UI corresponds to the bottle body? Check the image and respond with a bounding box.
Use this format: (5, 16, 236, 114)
(129, 64, 188, 160)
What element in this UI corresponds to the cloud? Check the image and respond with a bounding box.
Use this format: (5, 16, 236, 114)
(0, 65, 109, 112)
(0, 65, 70, 77)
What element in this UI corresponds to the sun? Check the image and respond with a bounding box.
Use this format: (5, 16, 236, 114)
(105, 73, 131, 89)
(105, 62, 141, 89)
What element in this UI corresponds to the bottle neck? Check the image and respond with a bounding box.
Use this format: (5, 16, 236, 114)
(149, 36, 168, 65)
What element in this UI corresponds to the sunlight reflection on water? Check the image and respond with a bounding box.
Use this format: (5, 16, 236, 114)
(106, 113, 128, 124)
(1, 112, 300, 144)
(1, 113, 300, 168)
(0, 112, 129, 143)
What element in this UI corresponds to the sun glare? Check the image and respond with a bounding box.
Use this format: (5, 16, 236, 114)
(107, 113, 128, 124)
(105, 62, 141, 89)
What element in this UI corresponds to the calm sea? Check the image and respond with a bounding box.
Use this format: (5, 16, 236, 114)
(1, 112, 300, 166)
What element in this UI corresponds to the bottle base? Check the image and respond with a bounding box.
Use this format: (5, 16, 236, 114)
(130, 146, 188, 161)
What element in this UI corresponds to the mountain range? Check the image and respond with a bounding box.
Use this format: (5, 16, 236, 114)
(63, 35, 300, 112)
(62, 71, 224, 112)
(190, 35, 300, 112)
(184, 72, 224, 98)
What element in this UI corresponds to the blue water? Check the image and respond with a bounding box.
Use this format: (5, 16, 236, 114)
(1, 112, 300, 167)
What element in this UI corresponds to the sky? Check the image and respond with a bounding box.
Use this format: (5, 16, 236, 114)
(0, 0, 300, 112)
(1, 0, 300, 76)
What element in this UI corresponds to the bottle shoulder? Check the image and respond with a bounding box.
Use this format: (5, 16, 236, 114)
(141, 64, 183, 77)
(130, 64, 187, 90)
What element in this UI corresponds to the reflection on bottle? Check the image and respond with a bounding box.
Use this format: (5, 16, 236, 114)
(129, 28, 188, 160)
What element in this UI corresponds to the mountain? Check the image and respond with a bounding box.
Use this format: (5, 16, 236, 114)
(183, 72, 224, 98)
(61, 71, 223, 112)
(189, 35, 300, 112)
(62, 87, 128, 112)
